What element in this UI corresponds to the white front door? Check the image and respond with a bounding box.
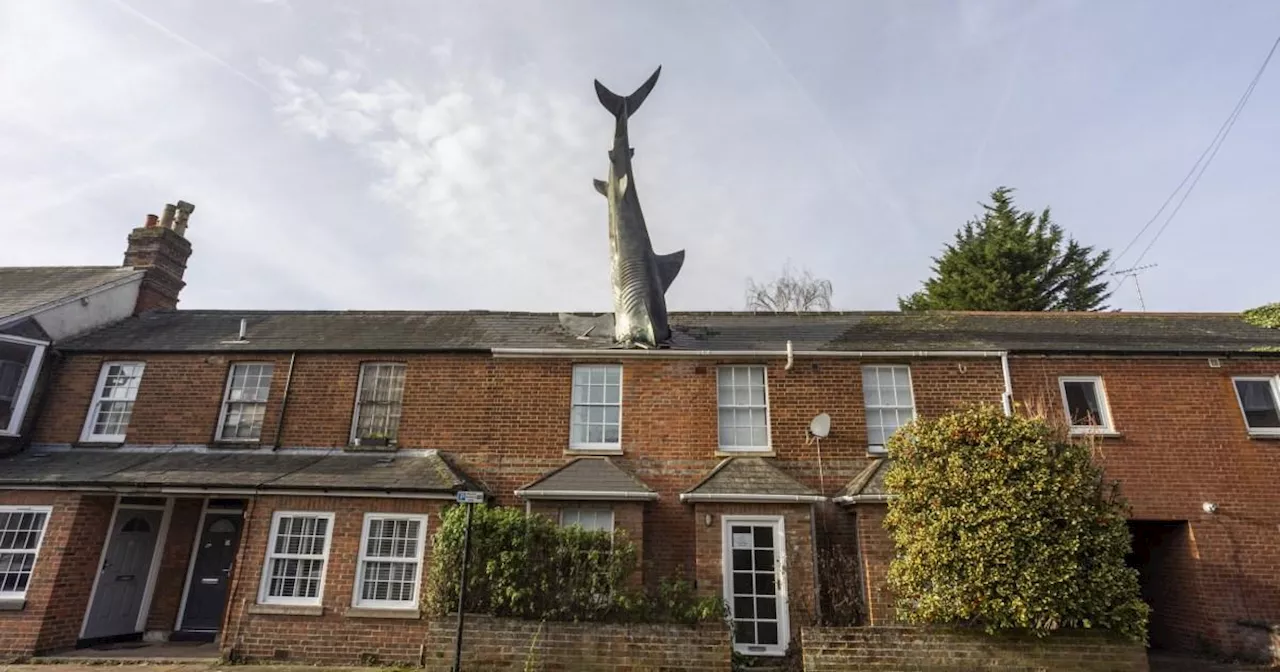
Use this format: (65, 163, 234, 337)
(722, 516, 789, 656)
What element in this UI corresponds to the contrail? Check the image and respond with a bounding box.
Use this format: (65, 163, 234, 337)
(106, 0, 273, 95)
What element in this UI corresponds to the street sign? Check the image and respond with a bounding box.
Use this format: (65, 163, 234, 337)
(455, 491, 485, 504)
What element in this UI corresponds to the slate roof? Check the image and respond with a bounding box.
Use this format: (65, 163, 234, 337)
(834, 458, 891, 503)
(53, 309, 1280, 354)
(515, 457, 658, 500)
(680, 457, 824, 502)
(0, 266, 142, 322)
(0, 448, 479, 496)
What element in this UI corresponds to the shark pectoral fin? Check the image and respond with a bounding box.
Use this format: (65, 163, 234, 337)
(656, 249, 685, 293)
(618, 174, 629, 196)
(593, 179, 608, 196)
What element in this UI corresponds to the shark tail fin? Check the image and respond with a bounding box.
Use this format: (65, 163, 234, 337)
(656, 249, 685, 293)
(593, 66, 662, 118)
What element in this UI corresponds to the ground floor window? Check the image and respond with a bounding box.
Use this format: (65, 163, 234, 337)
(559, 507, 614, 533)
(0, 506, 51, 599)
(354, 514, 426, 609)
(259, 512, 333, 605)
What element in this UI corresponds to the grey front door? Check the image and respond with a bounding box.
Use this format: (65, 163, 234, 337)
(180, 512, 243, 632)
(83, 508, 163, 640)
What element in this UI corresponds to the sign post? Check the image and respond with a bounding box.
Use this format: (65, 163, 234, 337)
(451, 490, 484, 672)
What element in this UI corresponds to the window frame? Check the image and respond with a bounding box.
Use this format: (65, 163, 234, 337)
(568, 364, 624, 452)
(0, 335, 47, 438)
(862, 364, 917, 455)
(1232, 376, 1280, 437)
(79, 361, 146, 443)
(216, 362, 274, 443)
(559, 506, 615, 533)
(352, 513, 428, 610)
(256, 511, 334, 607)
(716, 365, 772, 452)
(1057, 376, 1116, 434)
(349, 362, 408, 445)
(0, 505, 52, 600)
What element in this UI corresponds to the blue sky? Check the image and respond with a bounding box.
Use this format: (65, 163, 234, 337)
(2, 0, 1277, 312)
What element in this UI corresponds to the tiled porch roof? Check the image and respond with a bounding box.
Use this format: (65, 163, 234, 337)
(515, 457, 657, 501)
(0, 447, 480, 497)
(679, 457, 824, 503)
(834, 458, 892, 504)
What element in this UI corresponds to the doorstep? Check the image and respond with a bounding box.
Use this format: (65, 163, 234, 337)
(31, 640, 220, 664)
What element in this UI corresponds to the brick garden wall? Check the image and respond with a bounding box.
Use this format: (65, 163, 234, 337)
(801, 626, 1148, 672)
(421, 616, 730, 672)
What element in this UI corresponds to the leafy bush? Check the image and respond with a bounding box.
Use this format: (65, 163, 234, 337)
(883, 406, 1149, 642)
(424, 504, 725, 625)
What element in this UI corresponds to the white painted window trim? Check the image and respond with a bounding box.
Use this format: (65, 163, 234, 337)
(79, 361, 146, 443)
(257, 511, 334, 607)
(721, 514, 789, 657)
(349, 362, 407, 445)
(568, 364, 624, 452)
(351, 513, 428, 610)
(862, 364, 916, 455)
(1058, 376, 1116, 434)
(0, 505, 53, 600)
(216, 362, 274, 442)
(0, 335, 47, 437)
(716, 365, 773, 452)
(559, 506, 615, 533)
(1232, 375, 1280, 437)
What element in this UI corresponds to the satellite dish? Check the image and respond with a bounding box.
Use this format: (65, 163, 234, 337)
(809, 413, 831, 439)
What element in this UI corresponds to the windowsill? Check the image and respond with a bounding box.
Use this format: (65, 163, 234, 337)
(214, 441, 262, 449)
(1068, 428, 1123, 438)
(715, 449, 776, 458)
(75, 440, 125, 448)
(247, 603, 324, 616)
(566, 445, 623, 456)
(346, 442, 398, 453)
(1246, 431, 1280, 440)
(344, 606, 421, 620)
(0, 597, 25, 611)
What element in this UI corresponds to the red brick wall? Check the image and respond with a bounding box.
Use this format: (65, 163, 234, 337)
(851, 504, 895, 625)
(1011, 355, 1280, 652)
(0, 491, 112, 658)
(145, 498, 202, 632)
(802, 626, 1149, 671)
(420, 616, 730, 672)
(221, 495, 447, 663)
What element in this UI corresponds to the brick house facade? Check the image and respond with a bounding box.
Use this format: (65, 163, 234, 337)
(2, 219, 1279, 663)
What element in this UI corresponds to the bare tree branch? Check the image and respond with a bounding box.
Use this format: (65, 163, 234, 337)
(745, 263, 834, 313)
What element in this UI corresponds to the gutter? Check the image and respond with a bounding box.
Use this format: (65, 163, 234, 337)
(514, 489, 658, 501)
(493, 348, 1007, 359)
(679, 492, 827, 503)
(833, 493, 892, 505)
(0, 483, 461, 499)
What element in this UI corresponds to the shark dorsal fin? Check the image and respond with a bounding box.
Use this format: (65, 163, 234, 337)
(656, 250, 685, 293)
(593, 179, 607, 196)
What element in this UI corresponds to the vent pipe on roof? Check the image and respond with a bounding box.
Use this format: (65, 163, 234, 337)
(238, 318, 248, 341)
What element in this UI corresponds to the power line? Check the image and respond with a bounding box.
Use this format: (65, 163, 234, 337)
(1109, 32, 1280, 277)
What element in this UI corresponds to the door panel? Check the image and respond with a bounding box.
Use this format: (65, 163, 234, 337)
(83, 508, 163, 640)
(180, 512, 243, 632)
(725, 520, 788, 655)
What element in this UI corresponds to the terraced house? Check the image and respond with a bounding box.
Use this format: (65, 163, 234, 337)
(1, 211, 1278, 664)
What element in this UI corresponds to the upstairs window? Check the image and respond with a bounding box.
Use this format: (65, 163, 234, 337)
(0, 336, 46, 437)
(259, 512, 333, 606)
(351, 363, 406, 444)
(718, 366, 770, 451)
(217, 363, 274, 441)
(570, 365, 622, 449)
(81, 362, 146, 442)
(0, 506, 51, 599)
(355, 514, 426, 609)
(560, 507, 614, 533)
(863, 365, 916, 454)
(1059, 376, 1114, 433)
(1233, 377, 1280, 436)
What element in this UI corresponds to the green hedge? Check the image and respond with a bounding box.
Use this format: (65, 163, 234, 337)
(423, 504, 724, 625)
(883, 406, 1149, 642)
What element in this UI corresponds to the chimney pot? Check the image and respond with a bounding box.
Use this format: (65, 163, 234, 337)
(145, 214, 159, 228)
(160, 203, 177, 230)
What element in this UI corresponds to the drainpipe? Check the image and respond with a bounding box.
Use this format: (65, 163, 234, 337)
(1000, 352, 1013, 416)
(271, 352, 297, 450)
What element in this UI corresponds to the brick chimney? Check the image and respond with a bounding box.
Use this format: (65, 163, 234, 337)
(125, 200, 195, 313)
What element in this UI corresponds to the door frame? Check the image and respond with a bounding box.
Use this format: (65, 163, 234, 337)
(720, 514, 790, 656)
(174, 499, 244, 632)
(79, 496, 173, 640)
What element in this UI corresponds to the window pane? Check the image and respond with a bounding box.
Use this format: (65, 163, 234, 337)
(1063, 381, 1103, 426)
(1236, 380, 1280, 429)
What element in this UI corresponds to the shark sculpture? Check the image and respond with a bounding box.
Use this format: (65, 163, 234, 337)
(591, 66, 684, 347)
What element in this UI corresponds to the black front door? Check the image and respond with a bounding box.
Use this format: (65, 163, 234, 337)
(180, 511, 243, 632)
